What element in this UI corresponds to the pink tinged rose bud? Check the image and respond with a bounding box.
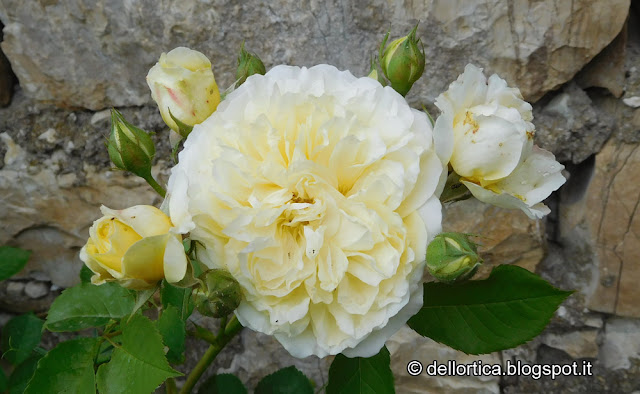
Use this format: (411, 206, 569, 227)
(146, 47, 221, 138)
(80, 205, 188, 290)
(433, 64, 566, 219)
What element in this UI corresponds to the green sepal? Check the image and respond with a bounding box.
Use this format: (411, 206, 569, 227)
(168, 108, 194, 139)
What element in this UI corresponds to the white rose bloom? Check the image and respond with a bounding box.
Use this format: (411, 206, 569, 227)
(434, 64, 566, 219)
(167, 65, 450, 358)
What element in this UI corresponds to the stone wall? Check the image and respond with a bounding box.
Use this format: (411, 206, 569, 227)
(1, 0, 639, 392)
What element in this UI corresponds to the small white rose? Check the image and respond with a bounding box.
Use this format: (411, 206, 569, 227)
(434, 64, 565, 218)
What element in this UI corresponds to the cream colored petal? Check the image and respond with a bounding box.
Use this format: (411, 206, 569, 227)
(435, 64, 488, 116)
(163, 235, 188, 284)
(462, 180, 550, 219)
(167, 168, 195, 234)
(451, 114, 528, 182)
(493, 146, 566, 205)
(397, 149, 444, 218)
(80, 243, 116, 284)
(162, 47, 211, 71)
(102, 205, 172, 238)
(432, 110, 454, 166)
(121, 234, 168, 283)
(341, 276, 423, 358)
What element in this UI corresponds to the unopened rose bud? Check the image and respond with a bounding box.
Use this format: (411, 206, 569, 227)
(146, 47, 221, 139)
(235, 42, 266, 87)
(193, 269, 242, 318)
(426, 232, 482, 283)
(379, 25, 425, 96)
(108, 109, 155, 180)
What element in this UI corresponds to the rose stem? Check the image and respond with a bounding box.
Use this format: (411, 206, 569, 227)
(165, 378, 177, 394)
(144, 175, 167, 198)
(179, 315, 243, 394)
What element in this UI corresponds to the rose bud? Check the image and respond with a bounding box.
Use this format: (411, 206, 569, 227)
(379, 25, 425, 96)
(192, 269, 242, 318)
(108, 109, 155, 178)
(80, 205, 188, 290)
(433, 64, 566, 219)
(426, 232, 482, 283)
(146, 47, 221, 139)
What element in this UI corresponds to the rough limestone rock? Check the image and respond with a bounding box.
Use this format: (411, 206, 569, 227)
(0, 92, 170, 289)
(541, 330, 599, 359)
(534, 82, 616, 164)
(0, 0, 630, 110)
(442, 198, 546, 277)
(600, 318, 640, 370)
(0, 44, 13, 106)
(386, 327, 501, 394)
(584, 139, 640, 318)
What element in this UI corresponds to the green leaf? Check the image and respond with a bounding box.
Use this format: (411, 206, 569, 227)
(197, 374, 247, 394)
(8, 354, 42, 394)
(255, 366, 313, 394)
(408, 264, 573, 354)
(79, 265, 93, 283)
(156, 305, 186, 364)
(161, 280, 194, 321)
(45, 282, 135, 331)
(96, 314, 180, 394)
(130, 285, 158, 318)
(95, 340, 114, 366)
(1, 313, 43, 365)
(326, 346, 394, 394)
(0, 246, 31, 281)
(24, 337, 100, 394)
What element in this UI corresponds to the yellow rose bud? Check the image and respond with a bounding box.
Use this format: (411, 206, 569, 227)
(146, 47, 221, 138)
(80, 205, 188, 290)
